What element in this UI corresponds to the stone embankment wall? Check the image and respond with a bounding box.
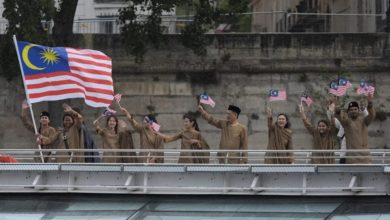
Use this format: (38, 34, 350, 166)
(0, 33, 389, 161)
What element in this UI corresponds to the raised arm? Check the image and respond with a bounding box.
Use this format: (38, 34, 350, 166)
(299, 104, 315, 135)
(198, 105, 223, 129)
(266, 107, 275, 129)
(63, 103, 83, 127)
(334, 102, 349, 127)
(93, 116, 105, 136)
(364, 96, 375, 126)
(158, 132, 182, 143)
(21, 106, 35, 133)
(120, 107, 143, 131)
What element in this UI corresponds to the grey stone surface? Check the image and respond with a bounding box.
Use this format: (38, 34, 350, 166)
(1, 33, 389, 159)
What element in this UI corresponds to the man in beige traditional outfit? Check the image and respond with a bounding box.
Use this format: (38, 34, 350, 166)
(21, 104, 57, 163)
(333, 96, 375, 164)
(121, 107, 164, 163)
(198, 104, 248, 164)
(41, 103, 84, 163)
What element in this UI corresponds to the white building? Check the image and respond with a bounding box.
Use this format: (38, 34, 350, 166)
(0, 0, 177, 34)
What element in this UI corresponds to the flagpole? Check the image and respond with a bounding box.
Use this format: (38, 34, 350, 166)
(13, 35, 44, 163)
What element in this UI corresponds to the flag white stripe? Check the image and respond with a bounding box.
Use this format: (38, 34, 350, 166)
(66, 48, 108, 57)
(67, 53, 112, 65)
(25, 75, 113, 89)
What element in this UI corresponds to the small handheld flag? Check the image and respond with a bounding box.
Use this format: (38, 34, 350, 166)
(269, 89, 287, 102)
(102, 107, 116, 117)
(357, 80, 375, 96)
(329, 78, 352, 97)
(114, 93, 122, 103)
(144, 116, 160, 132)
(300, 95, 313, 107)
(199, 92, 216, 107)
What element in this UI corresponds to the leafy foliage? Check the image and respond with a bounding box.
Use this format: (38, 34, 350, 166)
(119, 0, 250, 62)
(0, 0, 77, 80)
(0, 0, 55, 80)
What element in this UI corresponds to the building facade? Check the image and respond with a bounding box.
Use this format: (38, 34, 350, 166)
(250, 0, 389, 32)
(0, 0, 176, 34)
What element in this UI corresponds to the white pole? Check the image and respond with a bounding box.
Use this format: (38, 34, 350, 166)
(12, 35, 44, 163)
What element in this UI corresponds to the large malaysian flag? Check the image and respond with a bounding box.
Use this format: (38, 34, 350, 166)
(15, 40, 113, 108)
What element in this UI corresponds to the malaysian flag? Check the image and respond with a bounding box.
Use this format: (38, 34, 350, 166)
(102, 107, 116, 117)
(199, 92, 216, 107)
(144, 116, 161, 132)
(338, 78, 352, 90)
(269, 89, 287, 101)
(357, 80, 375, 96)
(329, 78, 351, 97)
(114, 93, 122, 103)
(15, 40, 113, 108)
(300, 95, 313, 107)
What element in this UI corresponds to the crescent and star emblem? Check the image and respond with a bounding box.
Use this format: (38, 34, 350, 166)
(22, 44, 46, 70)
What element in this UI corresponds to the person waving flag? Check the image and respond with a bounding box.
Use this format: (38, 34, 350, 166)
(14, 38, 113, 108)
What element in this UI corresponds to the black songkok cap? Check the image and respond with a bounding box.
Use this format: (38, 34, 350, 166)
(228, 105, 241, 116)
(347, 101, 359, 111)
(40, 111, 50, 118)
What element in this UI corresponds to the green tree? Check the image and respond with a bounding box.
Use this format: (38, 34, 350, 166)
(0, 0, 55, 80)
(0, 0, 78, 127)
(119, 0, 250, 62)
(0, 0, 78, 80)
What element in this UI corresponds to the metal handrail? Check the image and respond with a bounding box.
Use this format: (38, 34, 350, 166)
(1, 148, 388, 164)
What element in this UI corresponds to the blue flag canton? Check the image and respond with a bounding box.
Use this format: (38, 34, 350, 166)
(359, 80, 368, 88)
(17, 41, 70, 75)
(269, 89, 279, 97)
(200, 93, 210, 100)
(329, 80, 338, 89)
(338, 78, 348, 86)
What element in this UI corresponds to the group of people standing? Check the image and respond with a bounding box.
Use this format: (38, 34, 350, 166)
(20, 94, 375, 164)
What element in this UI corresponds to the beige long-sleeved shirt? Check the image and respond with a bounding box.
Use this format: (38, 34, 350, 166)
(201, 111, 248, 164)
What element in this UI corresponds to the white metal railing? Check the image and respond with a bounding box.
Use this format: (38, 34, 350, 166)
(0, 148, 389, 164)
(0, 12, 388, 34)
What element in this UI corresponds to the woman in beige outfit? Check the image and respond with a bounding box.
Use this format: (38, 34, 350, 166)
(265, 107, 293, 164)
(94, 114, 137, 163)
(121, 107, 164, 163)
(158, 114, 210, 164)
(299, 105, 336, 164)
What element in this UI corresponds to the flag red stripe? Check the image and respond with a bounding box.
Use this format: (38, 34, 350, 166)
(28, 89, 112, 105)
(25, 71, 113, 86)
(69, 65, 111, 76)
